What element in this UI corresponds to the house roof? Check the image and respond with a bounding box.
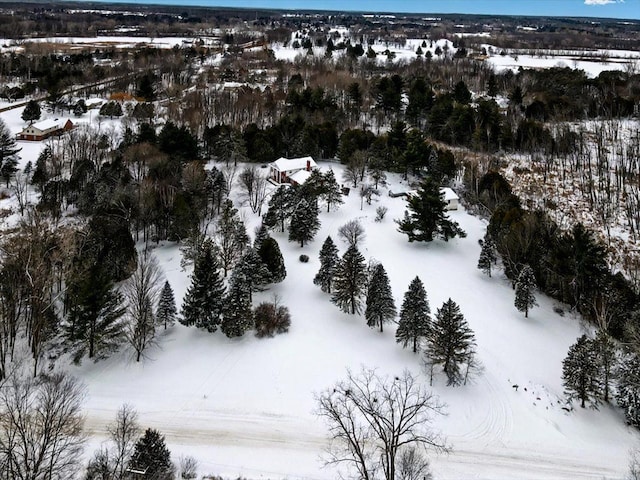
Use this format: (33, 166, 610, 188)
(27, 118, 69, 132)
(441, 187, 459, 201)
(289, 169, 312, 185)
(270, 156, 317, 172)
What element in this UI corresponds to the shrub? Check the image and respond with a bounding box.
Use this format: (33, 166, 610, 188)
(254, 302, 291, 338)
(375, 206, 388, 222)
(299, 254, 309, 263)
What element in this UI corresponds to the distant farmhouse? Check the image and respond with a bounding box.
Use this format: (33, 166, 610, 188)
(268, 156, 319, 186)
(17, 118, 74, 141)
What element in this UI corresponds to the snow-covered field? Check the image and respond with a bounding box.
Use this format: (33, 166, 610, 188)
(1, 100, 639, 479)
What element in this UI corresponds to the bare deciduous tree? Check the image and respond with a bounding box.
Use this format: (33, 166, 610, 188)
(0, 372, 86, 480)
(315, 368, 447, 480)
(123, 250, 163, 362)
(108, 404, 140, 479)
(338, 219, 366, 248)
(239, 166, 269, 215)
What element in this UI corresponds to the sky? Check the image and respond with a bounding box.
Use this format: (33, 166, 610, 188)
(89, 0, 640, 20)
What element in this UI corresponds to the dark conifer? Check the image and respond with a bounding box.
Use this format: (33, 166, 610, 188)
(322, 169, 344, 212)
(477, 233, 497, 277)
(514, 264, 537, 317)
(21, 100, 41, 123)
(562, 335, 601, 408)
(263, 186, 296, 232)
(314, 236, 340, 293)
(235, 248, 271, 301)
(365, 263, 396, 332)
(257, 236, 286, 284)
(221, 271, 254, 338)
(396, 276, 431, 353)
(156, 281, 177, 330)
(128, 428, 172, 479)
(426, 298, 476, 386)
(616, 352, 640, 426)
(288, 198, 320, 247)
(331, 245, 367, 315)
(180, 241, 225, 332)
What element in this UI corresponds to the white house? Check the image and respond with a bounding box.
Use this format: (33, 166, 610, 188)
(268, 156, 319, 185)
(441, 187, 459, 210)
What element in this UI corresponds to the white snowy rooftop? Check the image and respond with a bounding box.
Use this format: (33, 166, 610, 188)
(270, 156, 317, 172)
(441, 187, 459, 201)
(29, 118, 64, 131)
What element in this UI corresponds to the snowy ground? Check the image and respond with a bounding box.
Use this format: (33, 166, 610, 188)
(1, 101, 639, 480)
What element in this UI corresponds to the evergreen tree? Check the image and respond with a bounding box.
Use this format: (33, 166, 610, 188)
(31, 146, 51, 193)
(156, 281, 178, 330)
(314, 236, 340, 293)
(453, 80, 472, 104)
(396, 276, 431, 353)
(562, 335, 601, 408)
(514, 264, 537, 317)
(487, 73, 498, 97)
(128, 429, 173, 479)
(321, 169, 344, 212)
(21, 100, 41, 123)
(331, 245, 367, 315)
(257, 236, 286, 284)
(65, 266, 126, 363)
(365, 263, 396, 332)
(426, 298, 476, 386)
(0, 118, 20, 187)
(396, 178, 465, 242)
(616, 352, 640, 426)
(477, 233, 497, 277)
(253, 223, 270, 250)
(180, 241, 225, 332)
(263, 186, 295, 232)
(234, 248, 271, 301)
(136, 71, 157, 102)
(221, 271, 254, 338)
(73, 99, 87, 117)
(595, 329, 617, 403)
(289, 198, 320, 247)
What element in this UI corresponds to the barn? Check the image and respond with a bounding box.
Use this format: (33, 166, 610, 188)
(17, 118, 74, 141)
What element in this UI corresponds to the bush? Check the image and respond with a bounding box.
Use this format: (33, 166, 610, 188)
(254, 302, 291, 338)
(299, 254, 309, 263)
(375, 206, 388, 222)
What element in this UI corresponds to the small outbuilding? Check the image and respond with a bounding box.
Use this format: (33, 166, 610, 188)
(17, 118, 74, 141)
(441, 187, 459, 210)
(268, 156, 318, 185)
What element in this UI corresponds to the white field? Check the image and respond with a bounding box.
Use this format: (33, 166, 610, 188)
(1, 103, 639, 479)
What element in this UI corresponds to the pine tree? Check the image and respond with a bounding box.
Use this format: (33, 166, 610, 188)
(180, 241, 225, 332)
(21, 100, 41, 123)
(257, 236, 286, 284)
(0, 118, 20, 187)
(477, 233, 497, 277)
(562, 335, 602, 408)
(396, 178, 465, 242)
(616, 352, 640, 426)
(157, 281, 178, 330)
(31, 146, 51, 193)
(426, 298, 476, 386)
(514, 264, 537, 317)
(365, 263, 396, 332)
(595, 329, 617, 403)
(221, 271, 254, 338)
(253, 223, 270, 250)
(396, 276, 431, 353)
(314, 236, 340, 293)
(289, 198, 320, 247)
(234, 248, 271, 301)
(487, 73, 498, 97)
(128, 428, 173, 479)
(65, 266, 126, 363)
(322, 169, 344, 212)
(331, 245, 367, 315)
(263, 186, 295, 232)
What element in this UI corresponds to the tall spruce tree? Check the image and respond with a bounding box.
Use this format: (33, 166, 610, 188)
(396, 178, 465, 242)
(514, 264, 537, 317)
(216, 199, 247, 276)
(128, 428, 172, 479)
(477, 233, 497, 277)
(180, 241, 225, 332)
(0, 118, 20, 187)
(65, 266, 127, 363)
(263, 186, 296, 232)
(426, 298, 477, 386)
(396, 276, 431, 353)
(365, 263, 396, 332)
(257, 236, 286, 284)
(562, 335, 602, 408)
(234, 248, 271, 301)
(289, 198, 320, 247)
(21, 100, 41, 123)
(156, 281, 178, 330)
(616, 352, 640, 426)
(331, 245, 367, 315)
(253, 224, 270, 250)
(221, 271, 254, 338)
(321, 169, 344, 212)
(314, 236, 340, 293)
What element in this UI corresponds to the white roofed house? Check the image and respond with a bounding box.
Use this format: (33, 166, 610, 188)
(17, 118, 74, 141)
(268, 156, 319, 186)
(441, 187, 459, 210)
